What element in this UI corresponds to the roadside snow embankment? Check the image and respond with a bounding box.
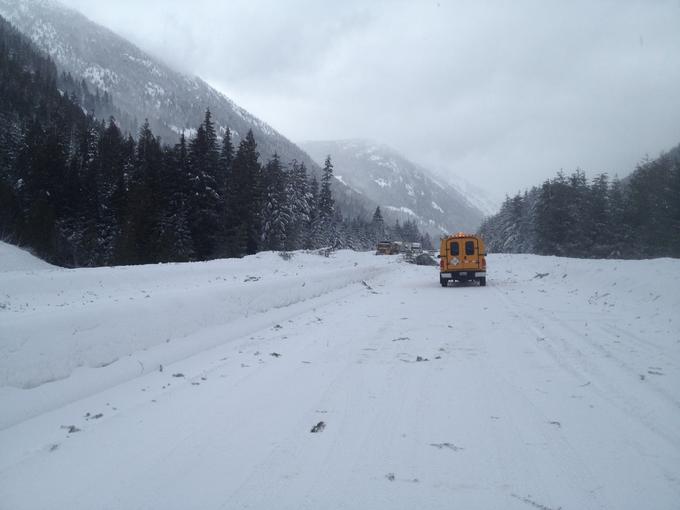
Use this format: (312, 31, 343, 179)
(0, 248, 397, 426)
(492, 253, 680, 329)
(0, 242, 55, 273)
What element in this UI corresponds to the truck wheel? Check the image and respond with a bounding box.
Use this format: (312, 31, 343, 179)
(479, 277, 486, 287)
(440, 280, 448, 287)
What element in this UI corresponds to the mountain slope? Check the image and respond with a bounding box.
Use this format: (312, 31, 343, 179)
(440, 173, 501, 217)
(0, 0, 309, 164)
(301, 139, 484, 235)
(0, 0, 372, 216)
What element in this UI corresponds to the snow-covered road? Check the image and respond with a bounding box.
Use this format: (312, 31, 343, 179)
(1, 244, 679, 509)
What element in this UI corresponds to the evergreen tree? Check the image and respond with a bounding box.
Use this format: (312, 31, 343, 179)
(392, 219, 403, 241)
(586, 173, 611, 258)
(518, 190, 537, 253)
(219, 127, 233, 197)
(93, 118, 125, 264)
(318, 155, 335, 222)
(0, 174, 22, 242)
(401, 219, 419, 242)
(305, 173, 319, 249)
(260, 154, 289, 251)
(225, 129, 262, 256)
(187, 109, 221, 259)
(117, 121, 163, 264)
(669, 156, 680, 256)
(488, 191, 536, 254)
(157, 134, 194, 261)
(606, 176, 628, 257)
(15, 118, 58, 257)
(533, 172, 572, 255)
(284, 160, 311, 250)
(420, 232, 434, 251)
(371, 206, 385, 242)
(565, 169, 589, 252)
(316, 155, 336, 246)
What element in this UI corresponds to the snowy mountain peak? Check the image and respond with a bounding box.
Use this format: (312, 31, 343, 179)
(300, 139, 484, 236)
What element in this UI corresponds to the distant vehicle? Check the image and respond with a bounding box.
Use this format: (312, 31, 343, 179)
(439, 233, 487, 286)
(376, 240, 425, 256)
(376, 241, 399, 255)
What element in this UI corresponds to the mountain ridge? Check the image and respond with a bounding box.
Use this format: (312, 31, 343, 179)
(300, 139, 484, 236)
(0, 0, 290, 146)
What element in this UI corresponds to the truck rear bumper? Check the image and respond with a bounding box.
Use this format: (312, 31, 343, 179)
(440, 271, 486, 279)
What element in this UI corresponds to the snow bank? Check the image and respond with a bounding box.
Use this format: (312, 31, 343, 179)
(0, 247, 398, 426)
(0, 241, 55, 272)
(491, 253, 680, 328)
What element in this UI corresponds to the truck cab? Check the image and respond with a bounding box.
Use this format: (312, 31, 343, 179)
(439, 233, 487, 286)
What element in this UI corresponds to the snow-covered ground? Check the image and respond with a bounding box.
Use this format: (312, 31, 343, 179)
(1, 242, 679, 509)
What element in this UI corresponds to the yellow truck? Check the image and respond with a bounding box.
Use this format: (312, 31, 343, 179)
(439, 233, 487, 286)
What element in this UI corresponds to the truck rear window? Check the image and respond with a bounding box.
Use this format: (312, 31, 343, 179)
(449, 241, 459, 256)
(465, 240, 475, 255)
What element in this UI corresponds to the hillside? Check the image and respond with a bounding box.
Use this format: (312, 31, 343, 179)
(0, 0, 305, 162)
(301, 139, 484, 236)
(1, 242, 678, 509)
(0, 0, 373, 217)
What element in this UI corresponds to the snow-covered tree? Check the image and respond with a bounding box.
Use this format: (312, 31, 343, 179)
(261, 154, 290, 251)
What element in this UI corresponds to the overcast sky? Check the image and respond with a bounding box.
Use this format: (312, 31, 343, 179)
(58, 0, 680, 199)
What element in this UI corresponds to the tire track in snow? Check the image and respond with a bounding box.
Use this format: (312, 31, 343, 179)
(223, 287, 419, 507)
(478, 288, 606, 510)
(490, 283, 680, 508)
(495, 284, 680, 451)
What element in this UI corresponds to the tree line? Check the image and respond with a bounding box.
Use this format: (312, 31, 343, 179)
(479, 151, 680, 259)
(0, 16, 429, 266)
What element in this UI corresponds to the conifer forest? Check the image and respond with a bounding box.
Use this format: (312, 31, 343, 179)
(0, 17, 427, 267)
(479, 154, 680, 259)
